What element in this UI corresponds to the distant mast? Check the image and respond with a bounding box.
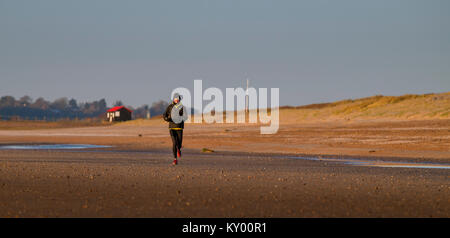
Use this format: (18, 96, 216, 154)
(245, 79, 249, 113)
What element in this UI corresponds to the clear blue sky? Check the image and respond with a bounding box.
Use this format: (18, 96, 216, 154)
(1, 0, 449, 108)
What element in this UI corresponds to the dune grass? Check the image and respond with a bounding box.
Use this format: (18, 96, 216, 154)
(6, 92, 445, 129)
(280, 92, 450, 123)
(116, 92, 450, 126)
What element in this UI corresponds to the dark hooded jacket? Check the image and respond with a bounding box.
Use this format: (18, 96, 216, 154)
(163, 102, 185, 129)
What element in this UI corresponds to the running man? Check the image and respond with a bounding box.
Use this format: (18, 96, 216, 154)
(163, 93, 187, 165)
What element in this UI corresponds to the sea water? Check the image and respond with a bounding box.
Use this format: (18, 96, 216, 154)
(0, 144, 111, 150)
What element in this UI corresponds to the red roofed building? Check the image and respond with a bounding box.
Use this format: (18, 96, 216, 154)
(106, 106, 132, 122)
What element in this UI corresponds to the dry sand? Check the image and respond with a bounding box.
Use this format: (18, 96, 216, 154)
(0, 118, 449, 217)
(1, 118, 449, 160)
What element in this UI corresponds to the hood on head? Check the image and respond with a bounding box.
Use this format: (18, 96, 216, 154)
(172, 93, 182, 102)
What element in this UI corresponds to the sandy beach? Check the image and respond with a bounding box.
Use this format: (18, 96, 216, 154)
(0, 118, 449, 217)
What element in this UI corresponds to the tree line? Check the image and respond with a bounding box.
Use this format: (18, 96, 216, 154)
(0, 95, 169, 121)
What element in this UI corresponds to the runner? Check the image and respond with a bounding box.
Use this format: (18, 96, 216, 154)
(163, 93, 186, 165)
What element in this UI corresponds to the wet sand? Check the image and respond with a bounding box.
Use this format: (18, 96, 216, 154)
(0, 119, 449, 217)
(0, 148, 448, 217)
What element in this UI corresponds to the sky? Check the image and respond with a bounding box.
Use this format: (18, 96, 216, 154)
(1, 0, 449, 108)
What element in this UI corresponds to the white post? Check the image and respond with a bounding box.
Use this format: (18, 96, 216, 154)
(245, 79, 249, 113)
